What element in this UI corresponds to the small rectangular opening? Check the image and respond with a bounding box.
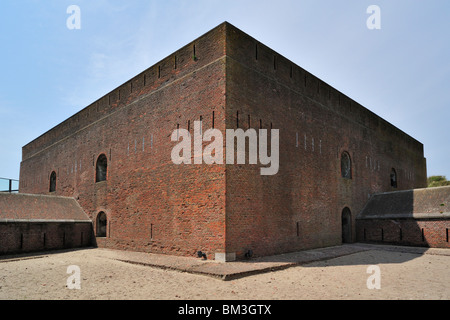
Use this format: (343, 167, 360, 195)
(248, 115, 251, 128)
(273, 55, 277, 70)
(150, 223, 153, 240)
(399, 227, 403, 241)
(143, 74, 146, 86)
(290, 65, 293, 78)
(43, 233, 46, 247)
(255, 44, 258, 60)
(236, 111, 239, 128)
(296, 222, 300, 237)
(446, 228, 449, 242)
(20, 233, 23, 249)
(212, 111, 215, 129)
(421, 228, 425, 242)
(158, 66, 161, 78)
(381, 228, 384, 241)
(174, 55, 177, 69)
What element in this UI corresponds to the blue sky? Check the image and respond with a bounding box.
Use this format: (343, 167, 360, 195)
(0, 0, 449, 182)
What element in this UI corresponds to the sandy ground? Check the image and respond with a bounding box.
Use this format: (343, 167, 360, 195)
(0, 247, 449, 300)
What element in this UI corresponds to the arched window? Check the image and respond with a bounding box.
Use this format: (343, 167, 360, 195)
(96, 212, 107, 237)
(49, 171, 57, 192)
(341, 152, 352, 179)
(390, 168, 398, 188)
(96, 154, 107, 182)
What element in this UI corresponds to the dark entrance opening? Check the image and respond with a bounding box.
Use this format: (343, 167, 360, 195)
(96, 212, 107, 237)
(342, 207, 352, 243)
(49, 171, 57, 192)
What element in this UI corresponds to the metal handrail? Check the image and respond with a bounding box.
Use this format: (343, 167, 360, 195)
(0, 177, 19, 193)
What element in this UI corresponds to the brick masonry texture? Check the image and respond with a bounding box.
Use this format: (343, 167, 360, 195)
(17, 22, 429, 260)
(0, 193, 93, 254)
(356, 186, 450, 248)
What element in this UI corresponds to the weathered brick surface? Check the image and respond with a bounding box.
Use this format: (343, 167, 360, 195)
(0, 222, 93, 255)
(0, 193, 93, 255)
(20, 23, 228, 258)
(18, 22, 428, 260)
(356, 186, 450, 248)
(356, 219, 450, 248)
(224, 24, 427, 258)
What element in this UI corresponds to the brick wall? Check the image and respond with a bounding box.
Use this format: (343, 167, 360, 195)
(224, 23, 427, 259)
(20, 23, 228, 259)
(18, 22, 427, 260)
(356, 219, 450, 248)
(0, 221, 93, 255)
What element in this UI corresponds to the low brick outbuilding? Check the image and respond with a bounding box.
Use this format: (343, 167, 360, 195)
(356, 186, 450, 248)
(0, 193, 93, 255)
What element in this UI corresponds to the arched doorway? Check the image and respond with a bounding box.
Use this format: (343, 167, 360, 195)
(341, 207, 352, 243)
(96, 212, 107, 237)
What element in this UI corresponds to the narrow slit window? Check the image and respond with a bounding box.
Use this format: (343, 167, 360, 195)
(236, 111, 239, 128)
(212, 111, 215, 129)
